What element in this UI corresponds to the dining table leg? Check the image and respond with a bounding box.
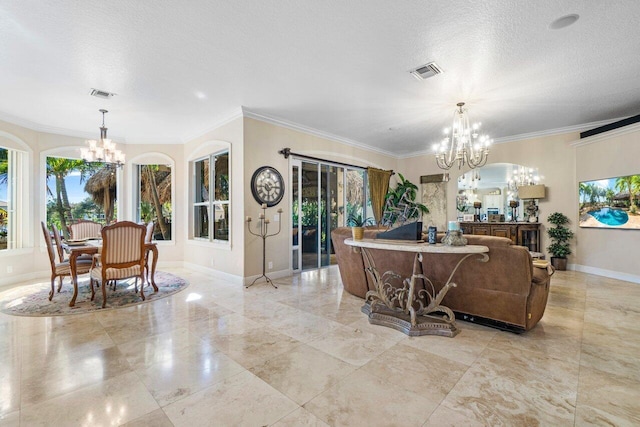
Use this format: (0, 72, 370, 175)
(69, 252, 79, 307)
(149, 245, 158, 292)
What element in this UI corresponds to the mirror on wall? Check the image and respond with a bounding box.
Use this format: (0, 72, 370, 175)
(456, 163, 539, 221)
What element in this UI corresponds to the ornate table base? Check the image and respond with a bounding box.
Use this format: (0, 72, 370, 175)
(345, 238, 489, 338)
(361, 301, 459, 337)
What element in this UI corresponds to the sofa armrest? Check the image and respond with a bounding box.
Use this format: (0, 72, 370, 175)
(532, 264, 554, 285)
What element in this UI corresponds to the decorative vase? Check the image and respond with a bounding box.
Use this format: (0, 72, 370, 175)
(442, 230, 467, 246)
(352, 227, 364, 240)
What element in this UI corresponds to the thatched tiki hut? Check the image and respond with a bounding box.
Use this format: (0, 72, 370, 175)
(84, 166, 117, 224)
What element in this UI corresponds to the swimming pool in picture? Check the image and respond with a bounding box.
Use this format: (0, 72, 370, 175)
(587, 207, 629, 226)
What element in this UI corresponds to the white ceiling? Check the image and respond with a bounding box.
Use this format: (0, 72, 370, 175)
(1, 1, 640, 156)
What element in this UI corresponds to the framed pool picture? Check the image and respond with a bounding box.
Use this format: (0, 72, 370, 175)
(579, 175, 640, 229)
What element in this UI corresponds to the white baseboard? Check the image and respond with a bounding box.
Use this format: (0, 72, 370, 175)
(0, 270, 49, 288)
(243, 268, 292, 286)
(182, 262, 244, 285)
(0, 262, 281, 288)
(156, 260, 183, 269)
(571, 264, 640, 284)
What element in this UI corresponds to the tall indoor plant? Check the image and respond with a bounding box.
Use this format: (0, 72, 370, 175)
(546, 212, 574, 270)
(382, 173, 428, 226)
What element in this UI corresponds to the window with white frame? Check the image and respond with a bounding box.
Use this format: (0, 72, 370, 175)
(192, 151, 229, 242)
(133, 164, 173, 241)
(45, 157, 116, 238)
(0, 146, 26, 250)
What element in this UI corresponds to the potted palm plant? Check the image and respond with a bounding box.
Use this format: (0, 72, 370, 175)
(347, 212, 373, 240)
(546, 212, 574, 270)
(382, 173, 429, 225)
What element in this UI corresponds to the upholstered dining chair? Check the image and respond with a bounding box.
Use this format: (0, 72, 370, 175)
(89, 221, 147, 308)
(41, 221, 93, 301)
(70, 220, 102, 240)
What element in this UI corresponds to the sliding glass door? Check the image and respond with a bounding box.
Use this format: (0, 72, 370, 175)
(291, 158, 368, 272)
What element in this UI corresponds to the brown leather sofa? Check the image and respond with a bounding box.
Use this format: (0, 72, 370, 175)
(331, 227, 553, 332)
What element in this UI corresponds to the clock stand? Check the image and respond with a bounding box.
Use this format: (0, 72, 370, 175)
(245, 204, 283, 288)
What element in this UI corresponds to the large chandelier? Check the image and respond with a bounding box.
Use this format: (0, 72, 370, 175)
(80, 109, 125, 166)
(433, 102, 491, 170)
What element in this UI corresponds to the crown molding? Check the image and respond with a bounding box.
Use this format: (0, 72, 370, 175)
(241, 107, 398, 158)
(491, 117, 627, 145)
(569, 121, 640, 147)
(0, 110, 115, 141)
(2, 105, 634, 155)
(122, 136, 181, 145)
(398, 117, 628, 159)
(180, 107, 244, 143)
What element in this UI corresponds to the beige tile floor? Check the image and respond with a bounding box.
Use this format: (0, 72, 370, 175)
(1, 266, 639, 426)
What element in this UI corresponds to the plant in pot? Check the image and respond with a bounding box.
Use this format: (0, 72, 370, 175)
(347, 213, 373, 240)
(546, 212, 574, 270)
(382, 173, 429, 226)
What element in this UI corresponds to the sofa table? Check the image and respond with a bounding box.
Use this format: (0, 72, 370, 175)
(345, 238, 489, 337)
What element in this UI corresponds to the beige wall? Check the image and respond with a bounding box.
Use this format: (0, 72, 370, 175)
(0, 121, 100, 284)
(399, 132, 579, 264)
(0, 119, 186, 286)
(124, 144, 184, 265)
(0, 120, 42, 285)
(574, 127, 640, 280)
(399, 129, 639, 282)
(242, 118, 397, 279)
(182, 117, 245, 280)
(2, 113, 637, 286)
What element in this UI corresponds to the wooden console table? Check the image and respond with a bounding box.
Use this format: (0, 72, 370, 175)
(345, 238, 488, 337)
(459, 221, 541, 252)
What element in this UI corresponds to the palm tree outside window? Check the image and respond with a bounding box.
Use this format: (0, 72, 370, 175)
(192, 150, 229, 242)
(134, 164, 172, 240)
(45, 156, 115, 238)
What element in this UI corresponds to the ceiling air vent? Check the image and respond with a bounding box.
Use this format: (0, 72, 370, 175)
(90, 88, 116, 99)
(410, 62, 442, 80)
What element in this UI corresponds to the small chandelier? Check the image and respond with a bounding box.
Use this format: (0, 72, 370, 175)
(80, 109, 125, 166)
(433, 102, 491, 170)
(508, 166, 540, 191)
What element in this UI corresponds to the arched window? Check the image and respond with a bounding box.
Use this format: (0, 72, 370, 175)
(130, 153, 175, 242)
(0, 132, 30, 251)
(42, 146, 121, 238)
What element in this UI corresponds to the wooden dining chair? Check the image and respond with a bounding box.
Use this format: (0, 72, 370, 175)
(51, 223, 66, 262)
(41, 221, 93, 301)
(70, 220, 102, 240)
(89, 221, 147, 308)
(144, 222, 154, 284)
(52, 223, 95, 291)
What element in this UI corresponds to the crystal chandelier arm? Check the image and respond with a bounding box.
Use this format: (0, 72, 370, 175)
(433, 102, 490, 171)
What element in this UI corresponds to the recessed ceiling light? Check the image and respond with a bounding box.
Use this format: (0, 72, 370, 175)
(549, 14, 579, 30)
(195, 91, 207, 100)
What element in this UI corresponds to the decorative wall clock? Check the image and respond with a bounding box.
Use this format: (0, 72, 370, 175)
(251, 166, 284, 207)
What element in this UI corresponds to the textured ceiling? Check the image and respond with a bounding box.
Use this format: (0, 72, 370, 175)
(1, 1, 640, 156)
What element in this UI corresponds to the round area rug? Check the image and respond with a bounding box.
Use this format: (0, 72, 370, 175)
(0, 271, 188, 316)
